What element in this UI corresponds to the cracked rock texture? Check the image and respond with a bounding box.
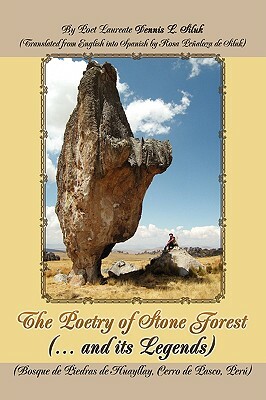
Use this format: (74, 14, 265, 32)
(56, 61, 172, 284)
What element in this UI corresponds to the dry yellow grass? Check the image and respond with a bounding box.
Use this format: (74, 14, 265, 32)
(45, 252, 223, 301)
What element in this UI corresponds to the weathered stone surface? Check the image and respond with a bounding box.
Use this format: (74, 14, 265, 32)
(56, 61, 172, 284)
(54, 273, 68, 283)
(147, 248, 205, 277)
(68, 274, 86, 287)
(107, 260, 139, 277)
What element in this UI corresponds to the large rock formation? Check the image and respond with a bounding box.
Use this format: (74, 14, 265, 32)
(56, 61, 172, 284)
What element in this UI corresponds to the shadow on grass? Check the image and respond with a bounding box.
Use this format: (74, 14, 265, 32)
(106, 268, 208, 291)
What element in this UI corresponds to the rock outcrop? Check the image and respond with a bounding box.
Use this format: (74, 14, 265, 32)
(43, 251, 60, 261)
(147, 248, 206, 277)
(56, 61, 172, 284)
(184, 247, 222, 258)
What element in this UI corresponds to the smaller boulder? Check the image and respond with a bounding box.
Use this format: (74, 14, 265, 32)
(67, 269, 87, 286)
(54, 273, 68, 283)
(68, 274, 86, 287)
(107, 260, 139, 277)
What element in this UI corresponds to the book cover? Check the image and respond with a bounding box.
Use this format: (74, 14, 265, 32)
(0, 1, 265, 398)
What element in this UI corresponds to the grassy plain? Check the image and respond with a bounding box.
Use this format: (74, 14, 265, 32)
(45, 251, 223, 301)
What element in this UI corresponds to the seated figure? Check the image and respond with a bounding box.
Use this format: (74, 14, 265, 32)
(164, 233, 178, 251)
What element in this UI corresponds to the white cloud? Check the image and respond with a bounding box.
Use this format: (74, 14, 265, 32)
(46, 214, 220, 252)
(46, 59, 135, 155)
(46, 58, 191, 151)
(116, 71, 133, 99)
(46, 206, 64, 248)
(46, 154, 56, 183)
(180, 226, 220, 245)
(188, 58, 218, 79)
(46, 58, 87, 154)
(115, 224, 220, 251)
(125, 91, 191, 136)
(172, 60, 181, 70)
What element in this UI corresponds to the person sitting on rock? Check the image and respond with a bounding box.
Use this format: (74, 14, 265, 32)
(164, 233, 178, 251)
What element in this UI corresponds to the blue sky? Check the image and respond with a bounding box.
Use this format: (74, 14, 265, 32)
(46, 56, 221, 250)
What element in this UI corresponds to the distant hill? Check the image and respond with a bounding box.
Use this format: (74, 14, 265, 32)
(113, 247, 222, 257)
(45, 247, 222, 257)
(46, 248, 66, 253)
(183, 247, 223, 257)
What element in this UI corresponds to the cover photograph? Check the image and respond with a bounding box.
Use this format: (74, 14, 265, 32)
(0, 1, 265, 398)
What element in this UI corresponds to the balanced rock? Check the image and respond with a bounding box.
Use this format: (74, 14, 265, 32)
(147, 248, 205, 277)
(56, 62, 172, 284)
